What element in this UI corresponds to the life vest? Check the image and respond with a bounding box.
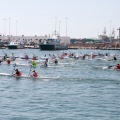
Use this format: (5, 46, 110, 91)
(116, 65, 120, 69)
(7, 60, 11, 64)
(33, 72, 38, 77)
(17, 71, 22, 76)
(32, 57, 36, 60)
(32, 61, 37, 67)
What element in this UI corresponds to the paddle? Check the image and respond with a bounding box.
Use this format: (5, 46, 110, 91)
(108, 65, 115, 69)
(2, 49, 5, 55)
(12, 63, 16, 75)
(28, 65, 32, 77)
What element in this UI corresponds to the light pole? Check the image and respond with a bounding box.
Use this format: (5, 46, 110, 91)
(16, 21, 17, 36)
(9, 18, 11, 36)
(65, 18, 68, 37)
(55, 17, 57, 36)
(9, 18, 11, 42)
(3, 18, 6, 36)
(59, 21, 61, 36)
(117, 27, 120, 47)
(110, 20, 112, 37)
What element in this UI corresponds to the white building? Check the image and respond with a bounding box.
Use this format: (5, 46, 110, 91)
(0, 35, 70, 45)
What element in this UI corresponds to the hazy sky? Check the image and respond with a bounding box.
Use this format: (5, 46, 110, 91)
(0, 0, 120, 38)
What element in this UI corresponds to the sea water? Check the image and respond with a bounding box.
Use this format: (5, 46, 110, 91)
(0, 49, 120, 120)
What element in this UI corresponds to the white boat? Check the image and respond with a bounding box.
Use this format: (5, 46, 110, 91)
(7, 42, 24, 49)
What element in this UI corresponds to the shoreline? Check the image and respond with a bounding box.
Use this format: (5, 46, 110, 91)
(1, 45, 120, 50)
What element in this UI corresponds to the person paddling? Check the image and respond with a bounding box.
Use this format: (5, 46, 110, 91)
(31, 60, 37, 67)
(0, 59, 3, 64)
(25, 54, 29, 60)
(13, 69, 22, 76)
(43, 58, 48, 67)
(32, 70, 38, 77)
(114, 64, 120, 70)
(54, 59, 58, 64)
(7, 58, 11, 65)
(32, 54, 37, 60)
(3, 53, 8, 61)
(11, 53, 15, 61)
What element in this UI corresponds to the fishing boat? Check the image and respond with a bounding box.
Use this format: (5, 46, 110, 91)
(7, 41, 24, 49)
(39, 35, 68, 50)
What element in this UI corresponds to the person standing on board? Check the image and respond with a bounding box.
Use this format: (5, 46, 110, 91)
(13, 69, 22, 76)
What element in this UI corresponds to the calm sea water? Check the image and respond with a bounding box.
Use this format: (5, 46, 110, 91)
(0, 49, 120, 120)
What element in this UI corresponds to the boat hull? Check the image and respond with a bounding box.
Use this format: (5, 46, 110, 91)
(39, 44, 68, 50)
(7, 45, 24, 49)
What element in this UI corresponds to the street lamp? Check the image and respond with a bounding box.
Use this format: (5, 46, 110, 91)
(3, 18, 6, 36)
(117, 27, 120, 47)
(110, 20, 112, 37)
(59, 21, 61, 36)
(55, 17, 57, 36)
(65, 18, 68, 37)
(9, 18, 11, 43)
(16, 21, 17, 36)
(9, 18, 11, 36)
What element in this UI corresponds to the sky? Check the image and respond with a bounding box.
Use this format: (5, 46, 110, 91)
(0, 0, 120, 38)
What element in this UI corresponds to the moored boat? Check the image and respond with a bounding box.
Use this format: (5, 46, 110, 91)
(39, 35, 68, 50)
(7, 42, 24, 49)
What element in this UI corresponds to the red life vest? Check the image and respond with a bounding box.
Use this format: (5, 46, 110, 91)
(116, 65, 120, 69)
(33, 72, 38, 77)
(114, 64, 120, 70)
(32, 57, 36, 60)
(17, 71, 22, 76)
(7, 60, 11, 64)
